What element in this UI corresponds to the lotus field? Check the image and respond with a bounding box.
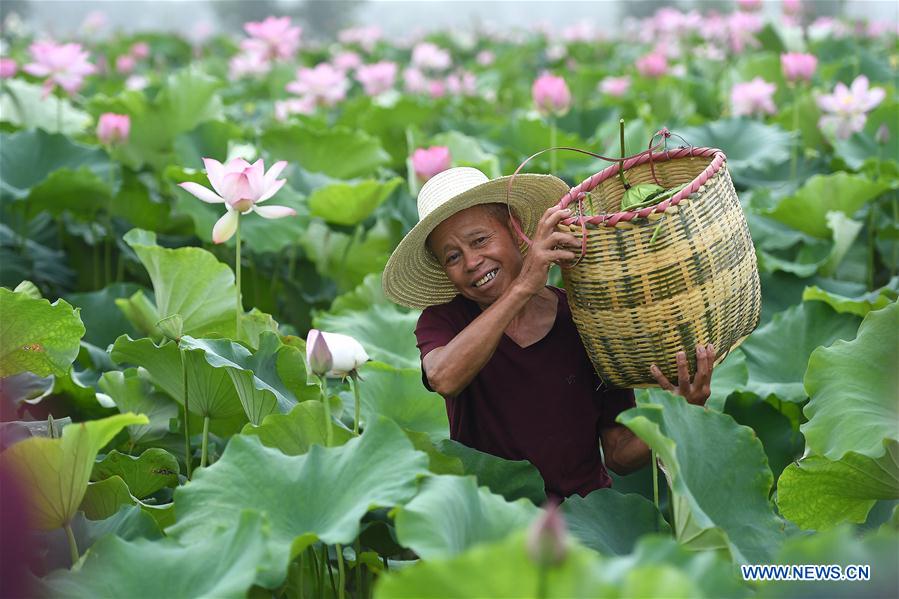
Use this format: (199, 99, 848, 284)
(1, 2, 898, 597)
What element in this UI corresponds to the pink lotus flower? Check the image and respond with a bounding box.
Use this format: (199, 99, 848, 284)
(96, 113, 130, 145)
(427, 79, 446, 99)
(274, 96, 316, 121)
(286, 63, 349, 107)
(125, 75, 149, 91)
(179, 158, 295, 244)
(79, 10, 107, 34)
(229, 51, 271, 80)
(599, 75, 631, 97)
(446, 70, 477, 96)
(780, 53, 817, 82)
(355, 61, 397, 96)
(475, 50, 495, 67)
(531, 73, 571, 116)
(636, 52, 668, 78)
(731, 77, 777, 117)
(412, 42, 452, 72)
(562, 22, 597, 43)
(782, 0, 802, 16)
(0, 58, 17, 79)
(130, 42, 150, 60)
(241, 16, 301, 61)
(403, 67, 429, 94)
(737, 0, 762, 11)
(526, 500, 568, 567)
(411, 146, 451, 181)
(338, 25, 382, 53)
(332, 51, 362, 72)
(115, 54, 136, 74)
(816, 75, 886, 139)
(23, 40, 96, 98)
(727, 12, 763, 54)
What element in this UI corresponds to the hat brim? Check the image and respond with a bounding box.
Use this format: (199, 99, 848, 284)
(382, 173, 571, 310)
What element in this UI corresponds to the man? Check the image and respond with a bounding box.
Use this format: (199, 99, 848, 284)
(382, 167, 715, 498)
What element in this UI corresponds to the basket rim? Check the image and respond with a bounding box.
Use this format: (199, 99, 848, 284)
(558, 147, 727, 228)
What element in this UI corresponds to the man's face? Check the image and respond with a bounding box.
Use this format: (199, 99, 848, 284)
(427, 205, 524, 307)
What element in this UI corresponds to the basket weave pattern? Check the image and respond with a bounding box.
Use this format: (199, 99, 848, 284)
(558, 151, 761, 388)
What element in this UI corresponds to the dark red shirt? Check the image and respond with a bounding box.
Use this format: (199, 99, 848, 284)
(414, 286, 636, 498)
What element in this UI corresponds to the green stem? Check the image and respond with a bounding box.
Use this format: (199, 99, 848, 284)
(319, 376, 333, 446)
(336, 543, 346, 599)
(892, 196, 898, 279)
(651, 450, 660, 532)
(868, 206, 876, 291)
(181, 348, 192, 479)
(235, 217, 242, 340)
(93, 237, 100, 289)
(536, 564, 548, 599)
(352, 375, 361, 436)
(309, 546, 321, 598)
(617, 119, 629, 189)
(325, 545, 337, 598)
(790, 84, 800, 183)
(64, 522, 79, 567)
(298, 550, 305, 599)
(354, 539, 363, 599)
(200, 415, 210, 468)
(549, 116, 557, 173)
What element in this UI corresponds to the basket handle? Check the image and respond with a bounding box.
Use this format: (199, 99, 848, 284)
(504, 127, 679, 266)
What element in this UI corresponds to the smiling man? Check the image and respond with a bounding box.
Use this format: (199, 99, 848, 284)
(382, 167, 715, 498)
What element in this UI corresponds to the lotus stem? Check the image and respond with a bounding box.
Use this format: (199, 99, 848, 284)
(651, 449, 660, 532)
(308, 546, 321, 598)
(235, 217, 242, 340)
(319, 375, 333, 446)
(354, 539, 363, 598)
(181, 348, 192, 479)
(617, 119, 629, 190)
(790, 84, 800, 184)
(867, 206, 877, 291)
(200, 415, 210, 468)
(336, 543, 346, 599)
(549, 115, 557, 173)
(324, 545, 337, 598)
(536, 564, 548, 599)
(64, 522, 79, 567)
(352, 375, 361, 436)
(298, 551, 305, 599)
(892, 196, 898, 278)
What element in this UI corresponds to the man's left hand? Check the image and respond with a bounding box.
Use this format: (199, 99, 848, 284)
(649, 343, 716, 406)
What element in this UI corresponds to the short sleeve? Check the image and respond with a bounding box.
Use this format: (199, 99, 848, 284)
(598, 387, 636, 431)
(414, 305, 460, 392)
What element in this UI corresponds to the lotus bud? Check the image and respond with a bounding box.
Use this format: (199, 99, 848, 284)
(526, 500, 568, 567)
(875, 124, 890, 145)
(96, 113, 130, 145)
(156, 314, 184, 342)
(531, 73, 571, 116)
(306, 329, 334, 377)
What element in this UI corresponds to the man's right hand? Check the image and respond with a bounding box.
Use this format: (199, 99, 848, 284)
(513, 205, 580, 297)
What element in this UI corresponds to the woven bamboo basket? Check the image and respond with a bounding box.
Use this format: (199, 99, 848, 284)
(552, 146, 761, 388)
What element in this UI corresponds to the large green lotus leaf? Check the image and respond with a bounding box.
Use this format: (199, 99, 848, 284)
(108, 170, 174, 232)
(617, 391, 784, 563)
(777, 441, 899, 531)
(0, 413, 147, 530)
(393, 475, 538, 559)
(122, 228, 237, 338)
(724, 394, 804, 482)
(241, 400, 353, 454)
(260, 122, 391, 179)
(65, 283, 142, 348)
(329, 272, 402, 314)
(705, 348, 748, 412)
(92, 448, 179, 499)
(308, 178, 403, 226)
(172, 120, 243, 169)
(336, 95, 437, 166)
(347, 361, 448, 442)
(97, 368, 178, 445)
(275, 335, 321, 400)
(491, 117, 591, 172)
(437, 439, 546, 504)
(301, 218, 403, 292)
(376, 530, 620, 599)
(403, 429, 464, 475)
(676, 118, 792, 173)
(31, 505, 162, 574)
(167, 417, 430, 585)
(758, 271, 866, 325)
(313, 304, 420, 369)
(41, 510, 274, 599)
(759, 525, 899, 599)
(0, 288, 85, 378)
(802, 302, 899, 460)
(0, 129, 112, 200)
(109, 336, 247, 435)
(802, 277, 899, 317)
(739, 301, 860, 403)
(80, 475, 135, 520)
(0, 79, 91, 135)
(561, 489, 670, 555)
(23, 167, 114, 219)
(430, 130, 501, 178)
(171, 175, 310, 255)
(764, 173, 890, 238)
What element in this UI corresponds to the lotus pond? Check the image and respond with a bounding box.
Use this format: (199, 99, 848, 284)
(0, 3, 897, 598)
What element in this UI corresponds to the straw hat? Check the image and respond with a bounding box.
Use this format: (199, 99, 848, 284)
(382, 167, 570, 310)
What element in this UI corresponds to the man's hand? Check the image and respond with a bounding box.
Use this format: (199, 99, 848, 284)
(649, 343, 716, 406)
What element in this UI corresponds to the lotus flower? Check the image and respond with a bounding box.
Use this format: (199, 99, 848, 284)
(125, 75, 149, 91)
(727, 12, 763, 54)
(737, 0, 762, 11)
(274, 97, 316, 121)
(130, 42, 150, 60)
(731, 77, 777, 117)
(526, 500, 568, 567)
(178, 158, 295, 244)
(241, 16, 301, 61)
(446, 70, 477, 96)
(476, 50, 495, 66)
(354, 61, 397, 96)
(338, 25, 383, 53)
(816, 75, 886, 139)
(599, 75, 631, 97)
(781, 52, 817, 82)
(412, 146, 452, 181)
(411, 42, 452, 72)
(115, 54, 135, 74)
(636, 52, 668, 78)
(286, 63, 349, 107)
(23, 40, 96, 97)
(229, 51, 271, 80)
(783, 0, 802, 15)
(96, 113, 130, 145)
(403, 67, 429, 94)
(532, 73, 571, 116)
(0, 58, 17, 79)
(332, 51, 362, 72)
(305, 330, 369, 378)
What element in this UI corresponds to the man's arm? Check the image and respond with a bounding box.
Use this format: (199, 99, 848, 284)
(601, 425, 651, 475)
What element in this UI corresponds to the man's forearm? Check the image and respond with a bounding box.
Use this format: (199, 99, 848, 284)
(605, 427, 652, 475)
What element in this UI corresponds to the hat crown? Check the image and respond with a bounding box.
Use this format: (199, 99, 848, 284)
(417, 167, 489, 220)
